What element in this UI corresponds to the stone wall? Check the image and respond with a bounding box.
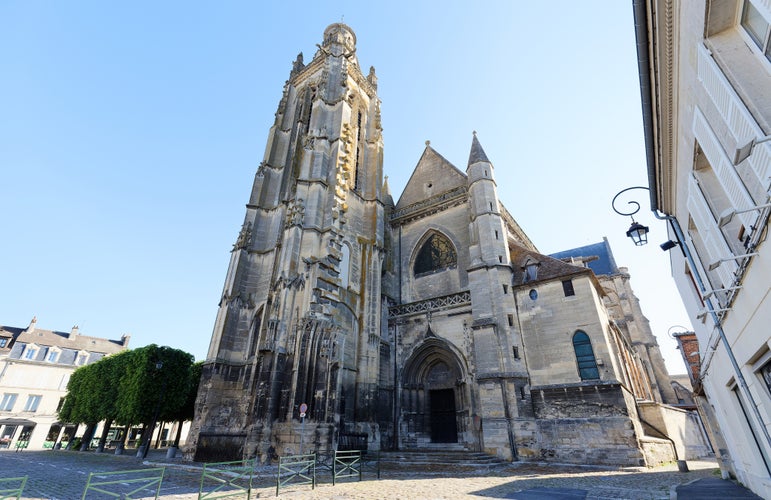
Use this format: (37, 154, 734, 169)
(637, 401, 713, 460)
(529, 382, 645, 466)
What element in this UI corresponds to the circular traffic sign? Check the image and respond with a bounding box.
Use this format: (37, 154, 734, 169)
(299, 403, 308, 413)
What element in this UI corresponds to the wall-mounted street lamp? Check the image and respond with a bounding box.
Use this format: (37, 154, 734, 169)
(660, 240, 679, 251)
(612, 186, 650, 246)
(611, 185, 771, 452)
(732, 135, 771, 166)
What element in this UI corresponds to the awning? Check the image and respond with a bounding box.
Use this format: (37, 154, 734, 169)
(0, 418, 36, 426)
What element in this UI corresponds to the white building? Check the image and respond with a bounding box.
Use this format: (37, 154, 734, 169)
(635, 0, 771, 494)
(0, 318, 129, 450)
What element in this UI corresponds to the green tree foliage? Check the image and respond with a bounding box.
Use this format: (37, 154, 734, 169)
(172, 361, 203, 446)
(58, 344, 197, 448)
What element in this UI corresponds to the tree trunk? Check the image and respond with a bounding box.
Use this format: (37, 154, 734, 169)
(97, 419, 113, 453)
(154, 422, 164, 449)
(114, 424, 131, 455)
(173, 420, 184, 447)
(79, 423, 96, 452)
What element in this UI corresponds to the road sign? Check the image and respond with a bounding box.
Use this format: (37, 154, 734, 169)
(299, 403, 308, 414)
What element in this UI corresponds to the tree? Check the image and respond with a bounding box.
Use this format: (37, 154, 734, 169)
(113, 345, 195, 455)
(59, 344, 196, 454)
(170, 361, 202, 447)
(58, 362, 103, 450)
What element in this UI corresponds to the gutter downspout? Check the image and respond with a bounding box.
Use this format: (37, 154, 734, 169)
(633, 0, 771, 462)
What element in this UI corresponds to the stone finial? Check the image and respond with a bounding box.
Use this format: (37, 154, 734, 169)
(367, 66, 378, 89)
(425, 140, 431, 147)
(290, 52, 305, 77)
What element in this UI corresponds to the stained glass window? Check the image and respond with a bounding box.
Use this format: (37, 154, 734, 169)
(414, 234, 457, 276)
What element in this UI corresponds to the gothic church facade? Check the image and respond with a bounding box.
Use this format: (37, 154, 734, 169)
(186, 23, 681, 466)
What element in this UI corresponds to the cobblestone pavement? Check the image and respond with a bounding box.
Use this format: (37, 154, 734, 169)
(1, 449, 724, 499)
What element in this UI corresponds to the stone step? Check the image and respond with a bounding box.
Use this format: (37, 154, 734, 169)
(378, 449, 507, 467)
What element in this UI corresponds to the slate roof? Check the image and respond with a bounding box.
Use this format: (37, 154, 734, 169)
(0, 320, 129, 355)
(509, 241, 593, 287)
(548, 238, 619, 276)
(468, 133, 490, 165)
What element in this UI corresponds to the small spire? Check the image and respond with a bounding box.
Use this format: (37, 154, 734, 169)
(467, 132, 490, 166)
(382, 175, 391, 197)
(367, 66, 378, 89)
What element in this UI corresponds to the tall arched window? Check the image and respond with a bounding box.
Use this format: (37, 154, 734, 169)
(414, 233, 457, 276)
(573, 331, 600, 380)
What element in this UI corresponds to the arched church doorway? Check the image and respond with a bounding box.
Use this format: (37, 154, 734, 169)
(401, 338, 467, 447)
(429, 388, 457, 442)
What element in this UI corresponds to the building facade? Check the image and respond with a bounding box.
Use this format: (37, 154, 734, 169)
(0, 318, 129, 450)
(187, 23, 697, 467)
(636, 0, 771, 494)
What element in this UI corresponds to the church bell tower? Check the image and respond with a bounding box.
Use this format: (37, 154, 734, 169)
(187, 23, 388, 462)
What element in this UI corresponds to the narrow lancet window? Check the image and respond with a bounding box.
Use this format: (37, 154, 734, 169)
(573, 331, 600, 380)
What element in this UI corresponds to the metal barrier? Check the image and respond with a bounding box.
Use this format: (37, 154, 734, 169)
(0, 476, 27, 500)
(275, 453, 315, 496)
(198, 459, 254, 499)
(362, 450, 381, 479)
(81, 468, 165, 499)
(332, 450, 361, 485)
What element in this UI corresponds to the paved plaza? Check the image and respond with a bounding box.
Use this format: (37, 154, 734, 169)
(0, 449, 762, 499)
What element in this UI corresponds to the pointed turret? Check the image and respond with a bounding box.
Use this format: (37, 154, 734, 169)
(465, 132, 508, 267)
(468, 131, 490, 165)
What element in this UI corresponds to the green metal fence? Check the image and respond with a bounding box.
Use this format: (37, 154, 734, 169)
(332, 450, 361, 485)
(81, 467, 165, 499)
(362, 450, 381, 479)
(275, 453, 315, 496)
(198, 459, 254, 499)
(0, 476, 27, 500)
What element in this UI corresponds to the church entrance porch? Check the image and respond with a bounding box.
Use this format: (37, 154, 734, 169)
(400, 338, 469, 449)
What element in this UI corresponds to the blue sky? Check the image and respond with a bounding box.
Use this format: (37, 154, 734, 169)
(0, 1, 692, 373)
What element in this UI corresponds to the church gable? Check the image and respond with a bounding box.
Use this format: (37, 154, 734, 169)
(395, 146, 468, 210)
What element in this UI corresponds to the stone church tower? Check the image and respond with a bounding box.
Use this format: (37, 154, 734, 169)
(186, 23, 388, 461)
(188, 23, 702, 466)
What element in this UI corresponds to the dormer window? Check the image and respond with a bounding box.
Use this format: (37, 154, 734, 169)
(22, 344, 38, 360)
(75, 352, 89, 366)
(522, 258, 540, 283)
(47, 348, 60, 363)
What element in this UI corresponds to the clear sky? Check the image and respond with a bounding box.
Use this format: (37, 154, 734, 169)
(0, 1, 693, 373)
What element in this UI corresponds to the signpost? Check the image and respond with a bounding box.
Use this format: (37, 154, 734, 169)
(299, 403, 308, 454)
